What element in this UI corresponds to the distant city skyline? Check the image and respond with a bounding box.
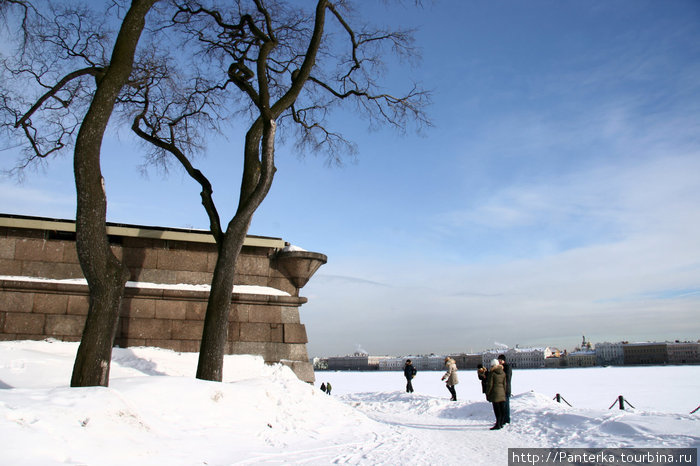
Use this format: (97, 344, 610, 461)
(316, 336, 699, 358)
(2, 1, 699, 357)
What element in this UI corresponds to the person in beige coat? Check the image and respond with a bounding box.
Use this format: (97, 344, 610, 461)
(486, 359, 507, 430)
(440, 357, 459, 401)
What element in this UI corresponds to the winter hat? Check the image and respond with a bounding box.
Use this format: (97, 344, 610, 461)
(490, 359, 500, 368)
(498, 354, 506, 362)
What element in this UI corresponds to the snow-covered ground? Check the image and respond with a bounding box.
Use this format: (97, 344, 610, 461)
(1, 340, 698, 465)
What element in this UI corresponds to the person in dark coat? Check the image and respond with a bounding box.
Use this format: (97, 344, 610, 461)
(477, 363, 489, 397)
(486, 359, 507, 430)
(403, 359, 417, 393)
(498, 354, 512, 424)
(320, 382, 326, 393)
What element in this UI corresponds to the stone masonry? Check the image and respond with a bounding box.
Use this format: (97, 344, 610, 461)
(0, 214, 326, 383)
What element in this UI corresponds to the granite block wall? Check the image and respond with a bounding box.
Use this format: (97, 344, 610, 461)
(0, 216, 326, 383)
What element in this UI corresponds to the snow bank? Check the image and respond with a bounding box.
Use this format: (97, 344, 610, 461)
(0, 340, 698, 465)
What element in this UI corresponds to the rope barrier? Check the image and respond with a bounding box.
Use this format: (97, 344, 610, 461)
(554, 392, 696, 413)
(609, 395, 635, 410)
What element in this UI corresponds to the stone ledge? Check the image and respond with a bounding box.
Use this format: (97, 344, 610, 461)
(0, 278, 307, 306)
(0, 279, 87, 295)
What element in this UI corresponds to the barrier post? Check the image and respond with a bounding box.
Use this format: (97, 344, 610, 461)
(609, 395, 634, 410)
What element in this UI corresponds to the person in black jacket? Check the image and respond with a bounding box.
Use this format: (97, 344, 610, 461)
(403, 359, 417, 393)
(477, 363, 489, 397)
(498, 354, 512, 424)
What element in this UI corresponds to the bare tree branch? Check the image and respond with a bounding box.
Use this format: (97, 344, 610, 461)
(14, 66, 105, 129)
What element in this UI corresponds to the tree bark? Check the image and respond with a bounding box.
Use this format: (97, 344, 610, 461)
(196, 119, 277, 381)
(195, 221, 249, 381)
(71, 0, 157, 387)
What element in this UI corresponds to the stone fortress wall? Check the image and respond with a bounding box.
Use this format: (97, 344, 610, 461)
(0, 214, 326, 383)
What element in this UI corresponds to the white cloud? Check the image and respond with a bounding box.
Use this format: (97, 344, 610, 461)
(304, 151, 700, 355)
(0, 183, 76, 218)
(437, 149, 700, 252)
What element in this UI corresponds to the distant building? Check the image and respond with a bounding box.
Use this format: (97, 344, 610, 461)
(368, 356, 392, 369)
(623, 342, 668, 365)
(376, 355, 446, 371)
(378, 357, 404, 371)
(483, 347, 554, 369)
(543, 347, 564, 368)
(568, 350, 596, 367)
(412, 355, 446, 371)
(312, 357, 328, 370)
(321, 338, 700, 371)
(595, 342, 624, 366)
(544, 356, 564, 368)
(451, 353, 483, 370)
(667, 341, 700, 364)
(324, 353, 393, 371)
(327, 353, 370, 370)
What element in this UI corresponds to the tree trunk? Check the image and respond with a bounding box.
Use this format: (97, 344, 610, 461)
(196, 120, 277, 382)
(195, 223, 249, 381)
(71, 0, 156, 387)
(70, 266, 130, 386)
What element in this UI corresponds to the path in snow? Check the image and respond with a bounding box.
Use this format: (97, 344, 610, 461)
(319, 390, 699, 465)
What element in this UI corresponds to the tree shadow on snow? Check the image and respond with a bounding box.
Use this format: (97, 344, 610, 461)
(384, 421, 493, 431)
(112, 348, 169, 376)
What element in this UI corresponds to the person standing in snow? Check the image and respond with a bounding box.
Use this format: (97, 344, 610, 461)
(498, 354, 512, 424)
(325, 382, 332, 395)
(486, 359, 507, 430)
(440, 356, 459, 401)
(403, 359, 417, 393)
(320, 382, 326, 393)
(477, 363, 489, 397)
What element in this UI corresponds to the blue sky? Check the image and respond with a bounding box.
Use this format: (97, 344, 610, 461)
(2, 1, 699, 357)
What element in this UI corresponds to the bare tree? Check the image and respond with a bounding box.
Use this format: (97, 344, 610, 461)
(129, 0, 431, 381)
(2, 0, 429, 385)
(0, 0, 159, 386)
